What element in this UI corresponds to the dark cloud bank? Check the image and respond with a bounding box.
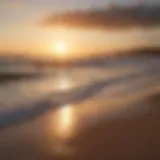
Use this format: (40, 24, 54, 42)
(42, 6, 160, 30)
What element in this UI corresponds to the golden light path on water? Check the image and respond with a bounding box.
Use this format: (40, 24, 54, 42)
(45, 74, 77, 157)
(54, 74, 76, 139)
(58, 78, 71, 91)
(56, 70, 74, 91)
(43, 72, 76, 157)
(54, 104, 75, 139)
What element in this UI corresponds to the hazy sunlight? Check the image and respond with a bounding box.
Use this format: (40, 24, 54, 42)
(54, 41, 68, 58)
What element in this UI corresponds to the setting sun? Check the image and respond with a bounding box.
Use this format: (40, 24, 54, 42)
(55, 41, 68, 55)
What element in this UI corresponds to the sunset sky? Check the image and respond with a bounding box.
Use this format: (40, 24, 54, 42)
(0, 0, 160, 59)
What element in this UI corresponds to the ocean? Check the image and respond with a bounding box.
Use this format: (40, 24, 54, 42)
(0, 55, 159, 160)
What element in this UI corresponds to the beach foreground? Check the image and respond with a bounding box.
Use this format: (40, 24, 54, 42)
(0, 56, 159, 160)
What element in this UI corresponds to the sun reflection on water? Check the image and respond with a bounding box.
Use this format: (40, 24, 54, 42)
(56, 104, 75, 138)
(47, 103, 76, 141)
(57, 71, 73, 91)
(45, 102, 77, 157)
(45, 71, 78, 156)
(59, 78, 71, 91)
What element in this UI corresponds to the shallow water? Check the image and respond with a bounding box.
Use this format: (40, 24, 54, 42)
(0, 56, 160, 125)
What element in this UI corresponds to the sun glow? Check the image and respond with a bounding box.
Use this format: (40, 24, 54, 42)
(54, 41, 68, 57)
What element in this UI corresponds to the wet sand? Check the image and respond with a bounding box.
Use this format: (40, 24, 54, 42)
(0, 93, 159, 160)
(71, 93, 160, 160)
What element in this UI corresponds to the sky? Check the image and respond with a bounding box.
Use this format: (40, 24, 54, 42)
(0, 0, 160, 60)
